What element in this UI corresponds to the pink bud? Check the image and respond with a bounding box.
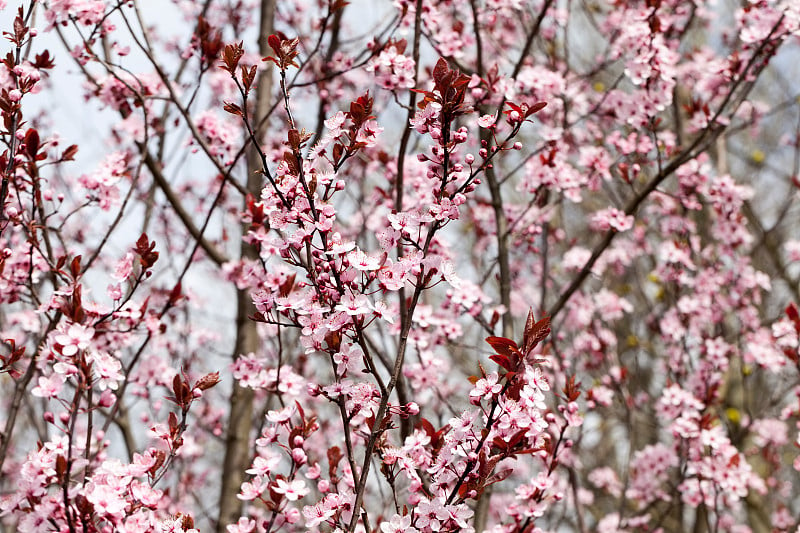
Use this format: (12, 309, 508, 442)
(284, 508, 301, 524)
(291, 448, 307, 465)
(99, 389, 116, 408)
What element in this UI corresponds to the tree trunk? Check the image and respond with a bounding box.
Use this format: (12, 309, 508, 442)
(216, 1, 275, 530)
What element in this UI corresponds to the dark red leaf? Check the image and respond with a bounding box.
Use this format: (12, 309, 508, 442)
(24, 128, 39, 160)
(70, 255, 81, 279)
(168, 411, 179, 434)
(522, 313, 550, 356)
(194, 371, 220, 391)
(135, 233, 159, 269)
(223, 102, 243, 116)
(221, 42, 244, 73)
(786, 302, 799, 323)
(328, 446, 343, 478)
(61, 144, 78, 161)
(489, 353, 513, 372)
(13, 13, 27, 46)
(485, 468, 513, 487)
(485, 336, 520, 355)
(432, 57, 450, 85)
(419, 417, 435, 439)
(278, 273, 296, 297)
(267, 34, 282, 55)
(526, 101, 547, 116)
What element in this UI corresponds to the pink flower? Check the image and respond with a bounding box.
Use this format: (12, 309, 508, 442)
(588, 467, 622, 497)
(84, 480, 127, 518)
(273, 479, 309, 502)
(246, 450, 281, 476)
(226, 517, 256, 533)
(112, 252, 135, 282)
(17, 501, 57, 532)
(469, 372, 502, 405)
(130, 480, 162, 507)
(302, 493, 340, 527)
(477, 114, 496, 128)
(194, 110, 238, 164)
(366, 45, 416, 91)
(107, 283, 123, 300)
(335, 293, 373, 316)
(409, 104, 439, 133)
(238, 477, 267, 501)
(77, 151, 128, 210)
(380, 514, 418, 533)
(446, 502, 473, 528)
(347, 248, 383, 271)
(160, 516, 200, 533)
(332, 343, 363, 375)
(414, 497, 449, 531)
(266, 404, 295, 424)
(593, 289, 633, 321)
(54, 323, 95, 357)
(356, 119, 383, 148)
(378, 260, 409, 291)
(31, 374, 64, 398)
(90, 350, 124, 391)
(590, 207, 634, 232)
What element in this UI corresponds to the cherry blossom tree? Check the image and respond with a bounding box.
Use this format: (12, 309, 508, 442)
(2, 0, 800, 532)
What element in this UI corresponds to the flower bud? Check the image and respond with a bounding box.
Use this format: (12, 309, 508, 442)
(291, 448, 307, 465)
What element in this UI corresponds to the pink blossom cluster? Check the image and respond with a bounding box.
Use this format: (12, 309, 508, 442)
(3, 0, 800, 532)
(366, 41, 416, 91)
(44, 0, 108, 29)
(77, 151, 130, 210)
